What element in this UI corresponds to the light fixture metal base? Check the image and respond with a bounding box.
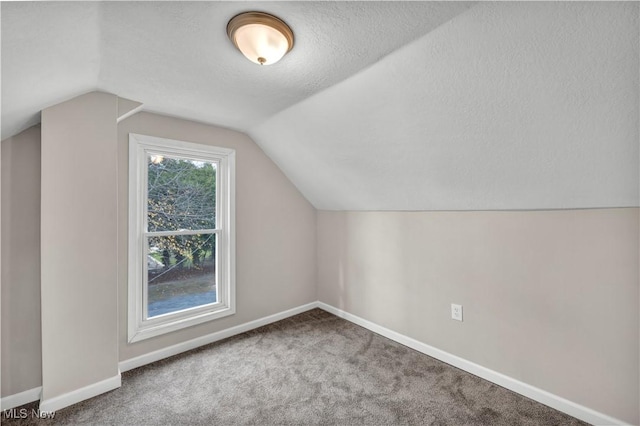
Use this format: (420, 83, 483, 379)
(227, 11, 294, 65)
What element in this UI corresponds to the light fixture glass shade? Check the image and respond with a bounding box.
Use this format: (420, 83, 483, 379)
(227, 12, 294, 66)
(234, 24, 288, 65)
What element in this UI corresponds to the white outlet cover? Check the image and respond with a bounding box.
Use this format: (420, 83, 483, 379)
(451, 304, 463, 322)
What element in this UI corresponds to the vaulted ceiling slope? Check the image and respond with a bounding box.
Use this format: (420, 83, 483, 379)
(1, 1, 473, 139)
(252, 2, 639, 210)
(2, 2, 638, 211)
(1, 2, 101, 140)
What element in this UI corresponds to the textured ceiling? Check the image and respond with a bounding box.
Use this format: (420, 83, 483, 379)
(1, 1, 473, 139)
(252, 1, 639, 210)
(2, 2, 638, 210)
(1, 2, 101, 140)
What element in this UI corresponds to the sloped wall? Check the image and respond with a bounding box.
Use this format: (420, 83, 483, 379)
(117, 112, 317, 361)
(252, 2, 638, 211)
(1, 109, 318, 404)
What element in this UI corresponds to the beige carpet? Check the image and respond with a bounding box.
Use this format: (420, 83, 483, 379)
(3, 309, 586, 425)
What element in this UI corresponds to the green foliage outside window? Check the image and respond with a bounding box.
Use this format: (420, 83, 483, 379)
(147, 157, 216, 272)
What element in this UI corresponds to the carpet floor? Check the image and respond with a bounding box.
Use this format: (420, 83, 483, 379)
(3, 309, 586, 425)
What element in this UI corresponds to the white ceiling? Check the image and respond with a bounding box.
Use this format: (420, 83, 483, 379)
(253, 2, 640, 210)
(2, 1, 638, 210)
(2, 1, 473, 138)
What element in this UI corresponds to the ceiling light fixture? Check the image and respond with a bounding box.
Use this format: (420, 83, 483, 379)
(227, 11, 294, 66)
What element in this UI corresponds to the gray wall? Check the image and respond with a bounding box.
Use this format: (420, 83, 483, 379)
(117, 112, 318, 361)
(40, 92, 120, 401)
(317, 209, 640, 424)
(1, 108, 637, 423)
(1, 125, 42, 397)
(1, 107, 318, 396)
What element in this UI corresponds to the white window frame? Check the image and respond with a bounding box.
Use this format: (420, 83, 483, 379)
(128, 133, 235, 343)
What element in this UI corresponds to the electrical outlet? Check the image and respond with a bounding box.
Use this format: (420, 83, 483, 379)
(451, 304, 463, 322)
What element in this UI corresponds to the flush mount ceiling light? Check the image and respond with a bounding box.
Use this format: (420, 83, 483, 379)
(227, 11, 294, 66)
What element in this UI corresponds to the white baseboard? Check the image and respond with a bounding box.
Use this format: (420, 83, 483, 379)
(3, 301, 627, 425)
(3, 303, 319, 414)
(317, 302, 627, 426)
(1, 387, 42, 410)
(38, 372, 121, 413)
(119, 302, 319, 372)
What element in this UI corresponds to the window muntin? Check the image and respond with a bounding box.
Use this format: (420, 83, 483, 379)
(129, 134, 235, 342)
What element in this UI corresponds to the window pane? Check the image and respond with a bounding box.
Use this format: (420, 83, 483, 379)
(147, 234, 217, 318)
(147, 155, 216, 231)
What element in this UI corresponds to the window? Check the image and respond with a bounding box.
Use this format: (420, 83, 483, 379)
(128, 133, 235, 342)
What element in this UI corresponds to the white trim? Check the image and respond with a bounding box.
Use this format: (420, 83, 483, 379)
(38, 372, 121, 413)
(116, 97, 143, 123)
(128, 133, 236, 343)
(6, 301, 625, 424)
(119, 302, 319, 372)
(116, 103, 143, 123)
(317, 302, 627, 426)
(1, 387, 42, 410)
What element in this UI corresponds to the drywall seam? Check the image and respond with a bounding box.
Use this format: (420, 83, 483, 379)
(317, 302, 626, 426)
